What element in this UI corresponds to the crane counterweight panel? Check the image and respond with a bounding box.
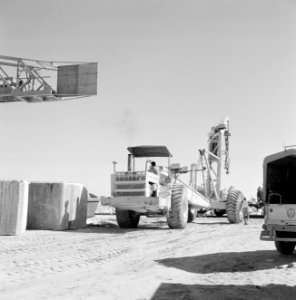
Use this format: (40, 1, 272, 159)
(57, 63, 97, 96)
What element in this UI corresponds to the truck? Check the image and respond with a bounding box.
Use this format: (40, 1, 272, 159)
(260, 148, 296, 255)
(101, 118, 244, 229)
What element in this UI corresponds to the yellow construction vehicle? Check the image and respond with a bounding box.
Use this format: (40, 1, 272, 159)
(101, 118, 244, 229)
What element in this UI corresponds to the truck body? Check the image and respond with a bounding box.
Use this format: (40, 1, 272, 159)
(260, 149, 296, 255)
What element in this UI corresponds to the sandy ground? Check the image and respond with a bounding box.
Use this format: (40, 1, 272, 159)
(0, 213, 295, 300)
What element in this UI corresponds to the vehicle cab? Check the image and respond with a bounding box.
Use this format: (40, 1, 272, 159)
(260, 149, 296, 254)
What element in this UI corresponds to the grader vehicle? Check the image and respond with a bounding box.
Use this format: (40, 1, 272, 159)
(101, 118, 244, 229)
(260, 148, 296, 255)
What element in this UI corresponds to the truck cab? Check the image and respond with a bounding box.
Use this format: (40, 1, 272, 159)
(260, 149, 296, 255)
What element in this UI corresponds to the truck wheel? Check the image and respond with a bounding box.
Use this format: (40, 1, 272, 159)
(214, 209, 226, 217)
(115, 209, 140, 228)
(275, 241, 296, 255)
(188, 205, 197, 223)
(226, 190, 243, 223)
(167, 184, 188, 229)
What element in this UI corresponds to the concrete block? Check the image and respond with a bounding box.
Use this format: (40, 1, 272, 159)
(27, 182, 87, 230)
(0, 180, 28, 235)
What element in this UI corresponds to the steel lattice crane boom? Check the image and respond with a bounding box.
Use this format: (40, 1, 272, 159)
(0, 55, 98, 103)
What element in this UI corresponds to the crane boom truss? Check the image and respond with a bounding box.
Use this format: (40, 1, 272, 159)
(0, 55, 98, 103)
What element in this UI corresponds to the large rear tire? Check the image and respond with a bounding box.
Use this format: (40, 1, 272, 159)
(188, 205, 197, 223)
(167, 184, 188, 229)
(226, 190, 243, 224)
(275, 241, 295, 255)
(115, 209, 140, 228)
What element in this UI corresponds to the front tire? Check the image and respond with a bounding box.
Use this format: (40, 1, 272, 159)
(167, 184, 188, 229)
(275, 241, 295, 255)
(226, 190, 243, 224)
(116, 209, 140, 228)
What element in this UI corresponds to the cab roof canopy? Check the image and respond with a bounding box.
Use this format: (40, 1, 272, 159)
(264, 149, 296, 166)
(127, 145, 172, 158)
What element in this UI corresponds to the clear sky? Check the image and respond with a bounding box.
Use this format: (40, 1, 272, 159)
(1, 0, 296, 198)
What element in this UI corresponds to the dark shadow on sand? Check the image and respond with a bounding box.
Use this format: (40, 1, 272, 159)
(75, 220, 169, 233)
(192, 221, 231, 225)
(151, 283, 296, 300)
(157, 250, 296, 273)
